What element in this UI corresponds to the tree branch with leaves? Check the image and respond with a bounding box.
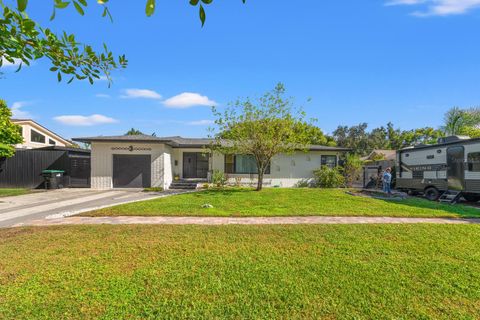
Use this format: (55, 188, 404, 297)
(210, 83, 316, 191)
(1, 0, 246, 83)
(0, 99, 23, 158)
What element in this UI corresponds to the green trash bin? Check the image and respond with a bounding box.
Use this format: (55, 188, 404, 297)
(42, 170, 65, 189)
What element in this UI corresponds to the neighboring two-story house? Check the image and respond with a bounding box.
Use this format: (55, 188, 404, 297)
(12, 119, 73, 149)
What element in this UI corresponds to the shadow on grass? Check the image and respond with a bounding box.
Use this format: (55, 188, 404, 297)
(195, 188, 257, 197)
(376, 196, 480, 218)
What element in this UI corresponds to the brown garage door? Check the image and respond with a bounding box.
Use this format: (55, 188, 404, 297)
(113, 155, 151, 188)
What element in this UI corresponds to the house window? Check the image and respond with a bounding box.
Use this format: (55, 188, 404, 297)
(225, 154, 235, 173)
(49, 139, 56, 145)
(31, 129, 45, 143)
(321, 155, 337, 168)
(224, 154, 270, 174)
(468, 152, 480, 172)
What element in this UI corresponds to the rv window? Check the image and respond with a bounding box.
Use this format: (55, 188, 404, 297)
(467, 152, 480, 172)
(427, 155, 434, 159)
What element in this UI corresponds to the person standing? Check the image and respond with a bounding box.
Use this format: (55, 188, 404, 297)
(383, 167, 392, 195)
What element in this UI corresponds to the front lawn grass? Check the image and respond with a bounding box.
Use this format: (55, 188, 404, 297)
(0, 224, 479, 319)
(0, 188, 30, 198)
(84, 188, 480, 218)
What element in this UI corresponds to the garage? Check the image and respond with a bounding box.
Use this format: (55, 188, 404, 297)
(112, 154, 151, 188)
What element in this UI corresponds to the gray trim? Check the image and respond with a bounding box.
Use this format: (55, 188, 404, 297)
(72, 135, 351, 151)
(396, 178, 448, 191)
(399, 136, 480, 152)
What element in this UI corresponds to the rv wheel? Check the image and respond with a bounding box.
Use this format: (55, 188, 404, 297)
(463, 194, 480, 202)
(424, 187, 440, 201)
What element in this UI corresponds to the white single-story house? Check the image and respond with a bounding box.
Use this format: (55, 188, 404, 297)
(12, 119, 73, 149)
(72, 135, 350, 189)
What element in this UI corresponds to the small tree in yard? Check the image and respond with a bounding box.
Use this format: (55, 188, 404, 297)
(342, 153, 363, 187)
(211, 83, 316, 191)
(0, 100, 23, 158)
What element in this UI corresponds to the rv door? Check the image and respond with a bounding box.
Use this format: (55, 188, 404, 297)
(447, 146, 465, 191)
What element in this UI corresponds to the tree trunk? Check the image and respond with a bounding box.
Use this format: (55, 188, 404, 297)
(256, 171, 264, 191)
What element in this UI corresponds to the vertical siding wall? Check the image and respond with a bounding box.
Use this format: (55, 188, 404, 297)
(90, 142, 167, 189)
(0, 149, 72, 188)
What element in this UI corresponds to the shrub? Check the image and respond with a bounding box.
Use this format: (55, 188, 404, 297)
(143, 187, 164, 192)
(313, 166, 345, 188)
(212, 169, 227, 188)
(295, 178, 314, 188)
(342, 154, 363, 187)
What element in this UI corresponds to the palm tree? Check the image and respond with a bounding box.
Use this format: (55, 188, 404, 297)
(442, 107, 467, 135)
(442, 107, 480, 136)
(125, 128, 144, 135)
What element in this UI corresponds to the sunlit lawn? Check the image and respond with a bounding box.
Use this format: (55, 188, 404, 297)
(0, 188, 30, 198)
(84, 188, 480, 218)
(0, 224, 479, 319)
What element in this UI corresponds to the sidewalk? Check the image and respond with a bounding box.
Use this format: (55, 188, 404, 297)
(13, 215, 480, 227)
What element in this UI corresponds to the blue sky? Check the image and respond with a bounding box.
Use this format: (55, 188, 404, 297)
(2, 0, 480, 140)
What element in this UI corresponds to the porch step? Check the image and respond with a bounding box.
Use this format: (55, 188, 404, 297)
(438, 190, 462, 204)
(169, 179, 206, 190)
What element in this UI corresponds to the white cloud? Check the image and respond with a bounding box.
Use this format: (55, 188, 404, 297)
(54, 114, 118, 126)
(120, 88, 162, 99)
(386, 0, 480, 16)
(186, 119, 214, 126)
(1, 57, 22, 68)
(163, 92, 217, 109)
(95, 93, 111, 98)
(10, 101, 32, 119)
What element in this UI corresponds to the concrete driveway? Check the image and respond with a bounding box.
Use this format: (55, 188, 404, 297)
(0, 188, 183, 228)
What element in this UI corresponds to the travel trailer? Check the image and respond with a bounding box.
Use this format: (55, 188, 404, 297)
(396, 136, 480, 203)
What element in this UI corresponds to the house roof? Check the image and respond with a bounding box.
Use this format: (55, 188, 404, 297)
(11, 119, 72, 146)
(361, 149, 396, 161)
(72, 134, 351, 151)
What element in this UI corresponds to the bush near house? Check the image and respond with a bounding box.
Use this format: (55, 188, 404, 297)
(211, 169, 227, 188)
(313, 166, 345, 188)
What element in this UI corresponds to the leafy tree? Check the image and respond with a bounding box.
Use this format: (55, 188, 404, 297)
(386, 122, 402, 150)
(1, 0, 246, 83)
(211, 83, 316, 191)
(1, 3, 126, 84)
(0, 99, 23, 158)
(294, 123, 336, 146)
(441, 107, 480, 137)
(333, 122, 444, 154)
(125, 128, 144, 136)
(442, 107, 467, 135)
(399, 127, 444, 146)
(332, 123, 369, 155)
(341, 153, 363, 187)
(368, 126, 389, 150)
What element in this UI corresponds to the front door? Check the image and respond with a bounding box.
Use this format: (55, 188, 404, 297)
(447, 146, 465, 191)
(183, 152, 209, 179)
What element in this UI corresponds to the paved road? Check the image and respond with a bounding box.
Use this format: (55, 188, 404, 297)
(16, 215, 480, 227)
(0, 189, 184, 228)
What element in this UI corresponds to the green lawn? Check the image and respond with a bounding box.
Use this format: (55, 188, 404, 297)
(0, 188, 30, 198)
(0, 224, 479, 319)
(84, 188, 480, 218)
